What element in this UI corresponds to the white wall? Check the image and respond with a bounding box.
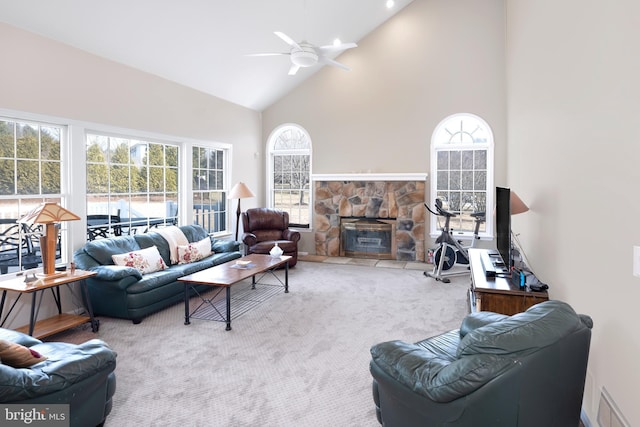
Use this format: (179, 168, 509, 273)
(0, 22, 262, 328)
(263, 0, 507, 258)
(506, 1, 640, 425)
(263, 0, 640, 424)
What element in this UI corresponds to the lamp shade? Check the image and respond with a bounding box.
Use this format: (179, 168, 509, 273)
(18, 202, 80, 224)
(229, 182, 255, 199)
(18, 203, 80, 276)
(510, 191, 529, 215)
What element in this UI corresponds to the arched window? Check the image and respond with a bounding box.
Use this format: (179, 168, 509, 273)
(267, 124, 312, 228)
(430, 113, 494, 238)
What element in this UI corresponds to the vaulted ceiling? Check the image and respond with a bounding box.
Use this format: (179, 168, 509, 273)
(0, 0, 414, 111)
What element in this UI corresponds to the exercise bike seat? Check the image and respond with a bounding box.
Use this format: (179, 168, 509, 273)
(470, 211, 486, 219)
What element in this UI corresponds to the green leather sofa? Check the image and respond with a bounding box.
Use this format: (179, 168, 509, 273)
(370, 300, 593, 427)
(0, 328, 116, 427)
(73, 224, 242, 324)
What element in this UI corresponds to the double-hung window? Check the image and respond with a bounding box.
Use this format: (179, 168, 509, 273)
(267, 124, 311, 228)
(0, 117, 67, 272)
(430, 113, 494, 239)
(86, 133, 232, 239)
(86, 133, 179, 237)
(192, 146, 228, 234)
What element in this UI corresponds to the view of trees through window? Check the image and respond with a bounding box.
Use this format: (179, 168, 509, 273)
(0, 118, 65, 273)
(269, 125, 311, 228)
(0, 120, 61, 199)
(431, 114, 493, 236)
(86, 133, 179, 236)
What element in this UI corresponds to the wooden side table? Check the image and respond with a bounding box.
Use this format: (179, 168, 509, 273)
(468, 248, 549, 316)
(0, 269, 99, 339)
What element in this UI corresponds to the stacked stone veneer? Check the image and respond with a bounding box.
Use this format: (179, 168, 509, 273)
(314, 180, 425, 261)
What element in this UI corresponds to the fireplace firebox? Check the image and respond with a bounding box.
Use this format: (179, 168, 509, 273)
(340, 218, 397, 260)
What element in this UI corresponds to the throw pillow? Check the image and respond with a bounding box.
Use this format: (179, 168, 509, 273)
(112, 245, 167, 274)
(177, 237, 213, 264)
(0, 340, 47, 368)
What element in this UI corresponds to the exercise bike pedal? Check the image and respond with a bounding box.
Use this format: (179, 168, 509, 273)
(423, 270, 452, 283)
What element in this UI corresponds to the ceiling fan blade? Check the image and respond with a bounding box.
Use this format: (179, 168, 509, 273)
(245, 53, 289, 57)
(288, 64, 301, 75)
(318, 42, 358, 54)
(274, 31, 301, 50)
(319, 57, 351, 71)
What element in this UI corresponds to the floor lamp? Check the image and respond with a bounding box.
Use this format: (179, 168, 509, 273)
(229, 182, 255, 241)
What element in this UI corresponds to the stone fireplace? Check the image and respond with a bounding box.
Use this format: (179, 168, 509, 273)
(313, 173, 427, 262)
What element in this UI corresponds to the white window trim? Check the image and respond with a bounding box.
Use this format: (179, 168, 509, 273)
(0, 113, 72, 268)
(189, 144, 233, 236)
(266, 123, 312, 231)
(430, 113, 494, 240)
(0, 108, 234, 244)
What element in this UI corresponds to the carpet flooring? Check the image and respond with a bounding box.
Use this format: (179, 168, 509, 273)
(48, 260, 471, 426)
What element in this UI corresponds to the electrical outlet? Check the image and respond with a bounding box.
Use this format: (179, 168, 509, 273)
(634, 246, 640, 277)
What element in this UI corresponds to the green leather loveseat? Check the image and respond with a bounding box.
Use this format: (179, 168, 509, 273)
(0, 327, 116, 427)
(73, 224, 242, 324)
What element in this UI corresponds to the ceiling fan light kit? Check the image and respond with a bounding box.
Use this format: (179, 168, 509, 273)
(291, 45, 319, 67)
(249, 31, 357, 75)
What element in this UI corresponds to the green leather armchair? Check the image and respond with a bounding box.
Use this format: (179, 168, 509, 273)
(0, 328, 116, 427)
(370, 300, 593, 427)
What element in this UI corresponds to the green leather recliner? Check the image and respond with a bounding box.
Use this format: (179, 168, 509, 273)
(0, 328, 116, 427)
(370, 300, 593, 427)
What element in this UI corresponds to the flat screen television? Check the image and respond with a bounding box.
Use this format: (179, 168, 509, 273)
(495, 186, 511, 268)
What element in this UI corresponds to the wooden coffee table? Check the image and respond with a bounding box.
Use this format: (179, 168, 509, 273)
(178, 254, 291, 331)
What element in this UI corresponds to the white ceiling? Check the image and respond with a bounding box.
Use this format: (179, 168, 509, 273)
(0, 0, 414, 111)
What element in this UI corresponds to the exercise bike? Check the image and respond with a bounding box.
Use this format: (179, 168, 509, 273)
(424, 199, 485, 283)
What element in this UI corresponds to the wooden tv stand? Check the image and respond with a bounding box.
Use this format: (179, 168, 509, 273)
(468, 248, 548, 315)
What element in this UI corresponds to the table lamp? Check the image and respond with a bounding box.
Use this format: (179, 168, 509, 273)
(228, 182, 255, 241)
(18, 202, 80, 275)
(510, 191, 529, 215)
(509, 190, 529, 269)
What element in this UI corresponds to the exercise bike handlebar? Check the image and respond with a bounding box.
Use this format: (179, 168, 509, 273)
(424, 199, 456, 218)
(424, 200, 487, 223)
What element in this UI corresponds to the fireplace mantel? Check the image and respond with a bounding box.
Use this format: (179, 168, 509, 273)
(312, 173, 427, 182)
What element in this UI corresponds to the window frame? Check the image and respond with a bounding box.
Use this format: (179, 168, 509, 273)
(430, 113, 494, 240)
(84, 129, 233, 239)
(0, 115, 71, 272)
(85, 131, 181, 236)
(191, 145, 230, 235)
(0, 108, 235, 276)
(266, 123, 312, 229)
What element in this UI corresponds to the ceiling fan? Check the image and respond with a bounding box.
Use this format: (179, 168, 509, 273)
(248, 31, 357, 75)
